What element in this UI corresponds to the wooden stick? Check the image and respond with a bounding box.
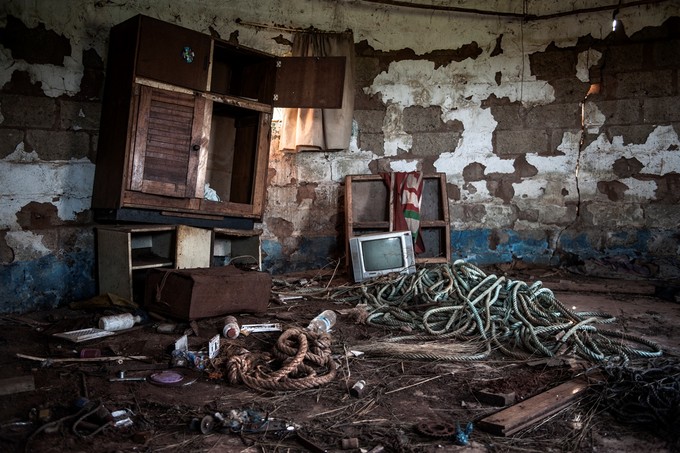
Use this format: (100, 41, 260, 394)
(16, 353, 151, 364)
(385, 374, 445, 395)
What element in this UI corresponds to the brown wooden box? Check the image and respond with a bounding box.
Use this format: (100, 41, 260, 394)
(144, 265, 271, 320)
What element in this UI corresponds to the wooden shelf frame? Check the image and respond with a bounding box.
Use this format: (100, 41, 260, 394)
(344, 173, 451, 267)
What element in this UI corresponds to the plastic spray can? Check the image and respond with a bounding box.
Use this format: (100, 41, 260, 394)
(98, 313, 142, 331)
(306, 309, 337, 334)
(223, 315, 240, 339)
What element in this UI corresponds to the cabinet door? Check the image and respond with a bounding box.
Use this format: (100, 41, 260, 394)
(130, 85, 209, 199)
(136, 15, 211, 91)
(273, 56, 346, 108)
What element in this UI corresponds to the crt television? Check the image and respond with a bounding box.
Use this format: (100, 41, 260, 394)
(349, 230, 417, 283)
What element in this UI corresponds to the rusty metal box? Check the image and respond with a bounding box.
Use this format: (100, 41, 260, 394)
(144, 265, 271, 320)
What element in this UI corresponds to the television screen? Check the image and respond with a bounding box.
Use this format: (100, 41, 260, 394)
(349, 230, 416, 282)
(362, 237, 404, 271)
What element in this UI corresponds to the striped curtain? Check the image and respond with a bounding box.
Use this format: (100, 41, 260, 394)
(381, 172, 425, 254)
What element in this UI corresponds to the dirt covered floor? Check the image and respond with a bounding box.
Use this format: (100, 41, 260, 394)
(1, 261, 679, 453)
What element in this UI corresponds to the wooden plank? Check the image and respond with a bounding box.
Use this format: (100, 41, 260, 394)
(0, 375, 35, 396)
(476, 377, 589, 436)
(176, 225, 212, 269)
(213, 227, 262, 237)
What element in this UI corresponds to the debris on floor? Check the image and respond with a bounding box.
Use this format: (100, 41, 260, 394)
(0, 262, 678, 452)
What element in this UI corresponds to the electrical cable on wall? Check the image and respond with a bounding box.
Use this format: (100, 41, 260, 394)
(550, 4, 620, 263)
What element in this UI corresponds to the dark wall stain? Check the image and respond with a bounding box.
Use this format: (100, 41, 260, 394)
(461, 155, 538, 205)
(228, 30, 240, 45)
(462, 162, 486, 181)
(2, 71, 44, 95)
(495, 71, 502, 86)
(597, 180, 628, 201)
(420, 157, 437, 175)
(651, 172, 680, 203)
(486, 179, 515, 203)
(0, 16, 71, 65)
(76, 48, 105, 100)
(447, 182, 461, 201)
(355, 39, 483, 73)
(296, 182, 318, 204)
(0, 232, 14, 264)
(517, 208, 539, 222)
(612, 156, 643, 178)
(460, 204, 486, 223)
(490, 34, 503, 57)
(273, 34, 292, 46)
(514, 155, 538, 178)
(488, 229, 510, 250)
(266, 216, 300, 256)
(368, 158, 394, 174)
(16, 202, 62, 229)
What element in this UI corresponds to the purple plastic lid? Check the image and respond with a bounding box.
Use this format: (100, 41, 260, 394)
(149, 370, 184, 385)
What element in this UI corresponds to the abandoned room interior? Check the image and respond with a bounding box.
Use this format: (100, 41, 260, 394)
(1, 0, 679, 452)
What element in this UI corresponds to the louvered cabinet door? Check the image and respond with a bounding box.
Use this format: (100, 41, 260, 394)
(129, 85, 208, 199)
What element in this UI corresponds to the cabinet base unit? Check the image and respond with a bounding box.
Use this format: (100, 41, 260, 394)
(96, 224, 211, 304)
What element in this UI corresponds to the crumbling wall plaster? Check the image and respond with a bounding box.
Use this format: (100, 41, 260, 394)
(1, 0, 679, 310)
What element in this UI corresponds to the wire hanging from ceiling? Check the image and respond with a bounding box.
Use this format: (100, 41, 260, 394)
(355, 0, 674, 21)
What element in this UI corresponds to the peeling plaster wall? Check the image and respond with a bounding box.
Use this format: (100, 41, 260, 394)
(1, 0, 679, 311)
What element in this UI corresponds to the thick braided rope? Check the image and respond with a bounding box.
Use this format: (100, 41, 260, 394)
(226, 327, 336, 391)
(332, 260, 662, 363)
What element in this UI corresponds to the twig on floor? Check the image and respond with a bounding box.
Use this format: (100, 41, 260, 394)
(384, 374, 447, 395)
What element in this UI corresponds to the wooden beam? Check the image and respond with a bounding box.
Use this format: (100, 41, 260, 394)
(476, 377, 590, 436)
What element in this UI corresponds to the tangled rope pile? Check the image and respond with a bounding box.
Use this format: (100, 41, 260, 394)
(225, 327, 336, 391)
(328, 260, 663, 363)
(590, 357, 680, 447)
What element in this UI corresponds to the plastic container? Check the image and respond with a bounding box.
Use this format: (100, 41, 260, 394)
(98, 313, 142, 331)
(222, 315, 240, 339)
(350, 379, 366, 397)
(306, 310, 337, 334)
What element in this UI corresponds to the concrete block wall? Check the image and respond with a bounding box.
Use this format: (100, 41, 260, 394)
(1, 0, 679, 311)
(0, 13, 102, 309)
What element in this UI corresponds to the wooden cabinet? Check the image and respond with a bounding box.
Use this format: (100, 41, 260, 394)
(96, 224, 212, 303)
(344, 174, 451, 266)
(92, 15, 345, 228)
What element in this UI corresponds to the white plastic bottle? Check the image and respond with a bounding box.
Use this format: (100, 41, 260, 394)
(306, 310, 337, 334)
(98, 313, 142, 331)
(222, 315, 240, 339)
